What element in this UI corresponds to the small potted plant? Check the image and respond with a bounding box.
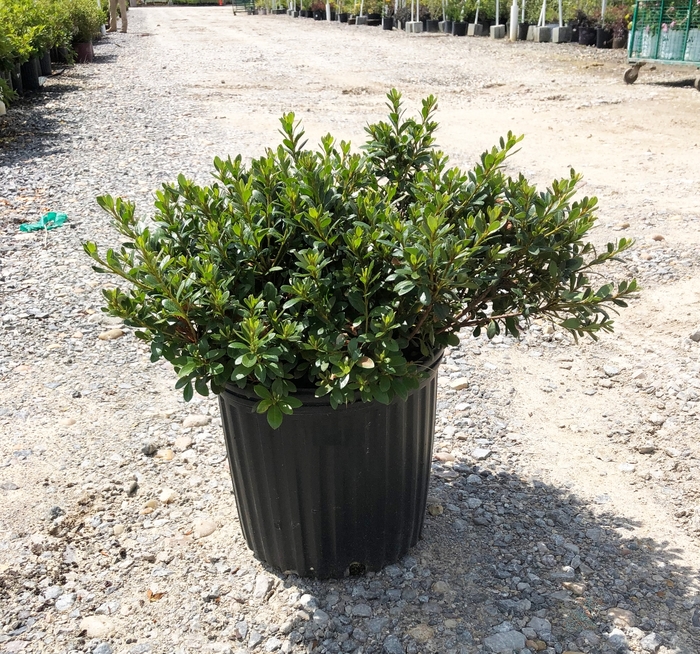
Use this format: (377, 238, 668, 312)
(576, 9, 597, 45)
(85, 90, 637, 578)
(68, 0, 104, 62)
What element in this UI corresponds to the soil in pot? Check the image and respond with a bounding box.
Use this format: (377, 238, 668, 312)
(219, 352, 443, 578)
(74, 41, 94, 63)
(452, 20, 467, 36)
(578, 26, 596, 45)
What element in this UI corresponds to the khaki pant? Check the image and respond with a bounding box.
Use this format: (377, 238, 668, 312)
(108, 0, 128, 32)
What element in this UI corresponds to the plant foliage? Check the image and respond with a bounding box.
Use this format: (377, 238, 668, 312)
(85, 90, 637, 427)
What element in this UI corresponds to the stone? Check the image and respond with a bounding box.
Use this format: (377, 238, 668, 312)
(472, 448, 491, 460)
(603, 365, 619, 377)
(466, 474, 482, 484)
(44, 585, 63, 600)
(58, 418, 76, 426)
(113, 524, 125, 536)
(55, 593, 76, 611)
(448, 377, 470, 390)
(183, 414, 211, 428)
(299, 594, 318, 611)
(690, 330, 700, 343)
(193, 518, 217, 538)
(607, 607, 636, 628)
(312, 609, 330, 628)
(156, 449, 175, 461)
(79, 616, 114, 638)
(648, 413, 666, 426)
(383, 635, 404, 654)
(651, 234, 664, 241)
(434, 452, 455, 462)
(607, 628, 627, 652)
(129, 645, 152, 654)
(141, 443, 157, 456)
(408, 625, 434, 642)
(93, 644, 114, 654)
(173, 435, 193, 451)
(637, 444, 656, 454)
(0, 482, 19, 490)
(619, 463, 636, 473)
(427, 502, 444, 516)
(249, 631, 263, 648)
(431, 581, 450, 594)
(483, 630, 526, 652)
(527, 617, 551, 636)
(159, 488, 178, 504)
(640, 632, 662, 652)
(264, 637, 282, 652)
(98, 328, 125, 340)
(253, 575, 272, 599)
(352, 603, 372, 617)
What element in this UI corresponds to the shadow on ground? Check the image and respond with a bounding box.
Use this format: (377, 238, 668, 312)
(264, 468, 700, 654)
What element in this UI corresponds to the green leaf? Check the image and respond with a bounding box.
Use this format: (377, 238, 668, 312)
(266, 405, 284, 429)
(182, 381, 194, 402)
(394, 280, 415, 295)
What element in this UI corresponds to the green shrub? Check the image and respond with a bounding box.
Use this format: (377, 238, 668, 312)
(85, 90, 637, 428)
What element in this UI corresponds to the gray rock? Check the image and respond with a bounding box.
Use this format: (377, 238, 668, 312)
(368, 618, 389, 634)
(253, 574, 272, 599)
(44, 585, 63, 600)
(264, 637, 283, 652)
(352, 603, 372, 617)
(527, 617, 551, 636)
(249, 631, 263, 648)
(93, 644, 113, 654)
(466, 474, 482, 484)
(129, 645, 152, 654)
(0, 481, 19, 490)
(312, 609, 330, 628)
(55, 593, 76, 611)
(689, 330, 700, 342)
(604, 365, 620, 376)
(383, 635, 404, 654)
(640, 632, 662, 652)
(607, 628, 627, 652)
(299, 593, 318, 611)
(472, 448, 491, 460)
(483, 630, 526, 652)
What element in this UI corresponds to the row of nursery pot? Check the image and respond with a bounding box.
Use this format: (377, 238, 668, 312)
(86, 89, 637, 578)
(257, 0, 633, 46)
(0, 0, 106, 108)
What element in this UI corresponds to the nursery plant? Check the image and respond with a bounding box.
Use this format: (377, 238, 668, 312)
(85, 90, 637, 429)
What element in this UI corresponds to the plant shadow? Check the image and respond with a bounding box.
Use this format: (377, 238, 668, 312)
(650, 78, 698, 88)
(266, 468, 700, 654)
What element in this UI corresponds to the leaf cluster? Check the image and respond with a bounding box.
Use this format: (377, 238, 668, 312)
(85, 89, 637, 427)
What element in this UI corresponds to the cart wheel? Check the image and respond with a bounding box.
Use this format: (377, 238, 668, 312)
(624, 67, 639, 84)
(695, 76, 700, 92)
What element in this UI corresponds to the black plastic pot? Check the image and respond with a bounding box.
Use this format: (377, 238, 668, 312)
(443, 19, 453, 33)
(219, 352, 443, 578)
(596, 27, 612, 48)
(517, 21, 529, 40)
(10, 64, 23, 95)
(382, 16, 393, 29)
(313, 9, 324, 20)
(74, 41, 94, 63)
(452, 20, 467, 36)
(426, 19, 440, 32)
(339, 12, 349, 22)
(39, 51, 52, 76)
(578, 26, 596, 45)
(20, 57, 41, 92)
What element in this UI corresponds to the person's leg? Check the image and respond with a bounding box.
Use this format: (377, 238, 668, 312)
(118, 0, 128, 32)
(108, 0, 118, 31)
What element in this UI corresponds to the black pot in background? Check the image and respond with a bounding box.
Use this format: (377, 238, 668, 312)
(426, 19, 440, 32)
(579, 26, 596, 45)
(313, 9, 324, 20)
(382, 16, 393, 29)
(50, 46, 71, 64)
(596, 26, 612, 48)
(368, 12, 381, 19)
(339, 12, 349, 22)
(74, 41, 94, 63)
(443, 19, 453, 33)
(452, 20, 467, 36)
(219, 352, 443, 578)
(20, 57, 41, 92)
(570, 26, 579, 42)
(10, 64, 23, 95)
(517, 21, 529, 40)
(39, 51, 52, 76)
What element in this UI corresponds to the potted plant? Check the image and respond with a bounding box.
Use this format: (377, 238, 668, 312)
(451, 0, 471, 35)
(68, 0, 104, 63)
(85, 90, 637, 578)
(576, 9, 596, 45)
(382, 0, 394, 29)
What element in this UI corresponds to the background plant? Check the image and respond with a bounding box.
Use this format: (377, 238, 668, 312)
(85, 90, 637, 428)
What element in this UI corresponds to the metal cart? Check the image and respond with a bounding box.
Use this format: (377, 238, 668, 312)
(624, 0, 700, 90)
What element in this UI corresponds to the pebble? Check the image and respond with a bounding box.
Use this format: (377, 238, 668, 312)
(408, 624, 434, 642)
(471, 448, 491, 460)
(607, 607, 636, 628)
(382, 635, 404, 654)
(174, 435, 193, 451)
(637, 444, 656, 454)
(640, 632, 662, 652)
(603, 365, 619, 376)
(79, 615, 114, 638)
(193, 518, 217, 538)
(98, 328, 125, 341)
(483, 630, 526, 652)
(619, 463, 636, 473)
(253, 575, 272, 599)
(648, 412, 666, 426)
(58, 417, 76, 426)
(352, 603, 372, 617)
(183, 414, 211, 428)
(93, 644, 114, 654)
(690, 330, 700, 343)
(159, 488, 178, 504)
(0, 482, 19, 490)
(448, 377, 470, 390)
(54, 593, 76, 611)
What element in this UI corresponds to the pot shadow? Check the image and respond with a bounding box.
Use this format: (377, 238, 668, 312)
(92, 53, 119, 65)
(270, 468, 700, 654)
(649, 78, 698, 88)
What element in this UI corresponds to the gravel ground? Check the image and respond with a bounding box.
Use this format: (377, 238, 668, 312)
(1, 8, 700, 654)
